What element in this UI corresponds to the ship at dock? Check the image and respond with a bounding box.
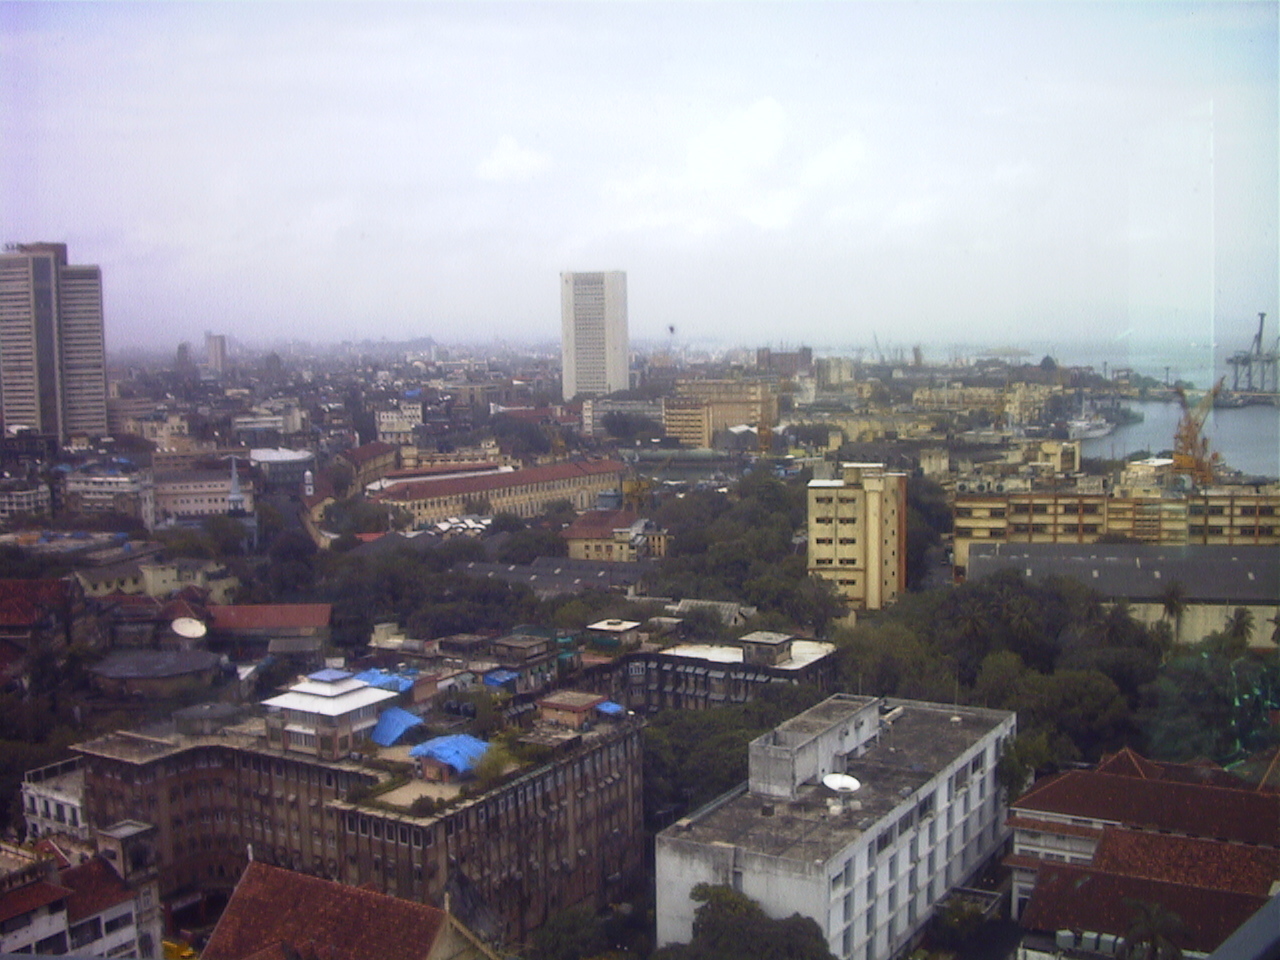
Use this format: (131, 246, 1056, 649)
(1067, 414, 1115, 440)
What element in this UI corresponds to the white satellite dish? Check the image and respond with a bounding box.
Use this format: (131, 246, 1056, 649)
(823, 773, 862, 794)
(171, 617, 208, 639)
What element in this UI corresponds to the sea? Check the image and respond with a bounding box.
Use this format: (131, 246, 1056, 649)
(1080, 401, 1280, 480)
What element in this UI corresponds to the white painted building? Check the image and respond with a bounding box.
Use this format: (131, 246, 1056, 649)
(22, 758, 88, 841)
(655, 695, 1016, 960)
(561, 271, 628, 401)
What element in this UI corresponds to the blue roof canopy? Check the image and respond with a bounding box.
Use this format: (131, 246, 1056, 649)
(308, 668, 351, 683)
(597, 700, 625, 716)
(353, 668, 414, 693)
(483, 668, 519, 687)
(409, 734, 489, 774)
(369, 706, 423, 747)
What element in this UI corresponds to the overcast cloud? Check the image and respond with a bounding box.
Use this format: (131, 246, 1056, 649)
(1, 2, 1275, 355)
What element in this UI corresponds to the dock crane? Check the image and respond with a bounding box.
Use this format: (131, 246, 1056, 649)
(1172, 378, 1223, 486)
(1226, 312, 1279, 394)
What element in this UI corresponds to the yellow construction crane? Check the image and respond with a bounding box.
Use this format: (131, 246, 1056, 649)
(1172, 378, 1223, 486)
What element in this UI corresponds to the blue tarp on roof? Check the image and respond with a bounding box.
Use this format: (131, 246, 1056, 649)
(308, 668, 351, 683)
(409, 734, 489, 773)
(483, 668, 519, 687)
(597, 700, 625, 716)
(370, 706, 423, 747)
(353, 668, 414, 693)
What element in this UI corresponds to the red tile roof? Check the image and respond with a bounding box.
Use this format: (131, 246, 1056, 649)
(1020, 863, 1266, 954)
(376, 459, 623, 504)
(201, 862, 448, 960)
(562, 509, 640, 540)
(1013, 769, 1280, 846)
(337, 442, 398, 466)
(0, 879, 70, 924)
(208, 605, 331, 632)
(1091, 827, 1280, 896)
(1097, 746, 1264, 791)
(0, 579, 70, 628)
(158, 598, 208, 623)
(60, 856, 133, 922)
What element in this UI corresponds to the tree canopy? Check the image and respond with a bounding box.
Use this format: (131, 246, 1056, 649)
(652, 885, 836, 960)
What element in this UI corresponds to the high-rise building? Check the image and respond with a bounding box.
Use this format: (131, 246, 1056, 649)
(0, 243, 108, 440)
(205, 332, 227, 375)
(561, 271, 628, 401)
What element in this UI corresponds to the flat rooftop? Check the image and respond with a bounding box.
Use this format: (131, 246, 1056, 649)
(662, 640, 835, 670)
(665, 699, 1012, 863)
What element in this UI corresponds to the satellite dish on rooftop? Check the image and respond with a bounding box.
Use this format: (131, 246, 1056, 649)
(171, 617, 207, 639)
(823, 773, 862, 794)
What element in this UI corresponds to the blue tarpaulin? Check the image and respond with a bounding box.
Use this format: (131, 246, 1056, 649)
(483, 668, 519, 688)
(597, 700, 625, 716)
(369, 706, 423, 747)
(409, 734, 489, 774)
(353, 668, 415, 693)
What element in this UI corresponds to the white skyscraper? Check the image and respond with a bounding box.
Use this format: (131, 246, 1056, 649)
(561, 271, 628, 401)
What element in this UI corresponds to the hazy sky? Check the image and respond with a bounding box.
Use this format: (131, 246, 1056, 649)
(2, 2, 1276, 355)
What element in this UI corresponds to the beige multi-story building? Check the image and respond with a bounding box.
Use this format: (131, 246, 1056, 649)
(62, 467, 156, 530)
(663, 380, 778, 448)
(561, 271, 629, 401)
(951, 481, 1280, 577)
(807, 463, 908, 611)
(0, 243, 108, 441)
(153, 466, 255, 522)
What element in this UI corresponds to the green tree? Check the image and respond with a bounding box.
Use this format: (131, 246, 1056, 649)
(652, 884, 836, 960)
(1159, 582, 1187, 646)
(529, 906, 608, 960)
(1224, 607, 1255, 644)
(1118, 899, 1186, 960)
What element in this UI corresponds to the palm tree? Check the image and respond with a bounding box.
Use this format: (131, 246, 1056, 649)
(1225, 607, 1255, 644)
(1119, 899, 1186, 960)
(1159, 582, 1187, 646)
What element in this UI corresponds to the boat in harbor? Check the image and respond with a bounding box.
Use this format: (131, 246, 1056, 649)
(1067, 414, 1115, 440)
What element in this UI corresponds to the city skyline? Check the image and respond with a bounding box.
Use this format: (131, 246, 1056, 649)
(2, 3, 1276, 353)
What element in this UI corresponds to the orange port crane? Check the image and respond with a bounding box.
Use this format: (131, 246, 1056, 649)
(1172, 378, 1223, 486)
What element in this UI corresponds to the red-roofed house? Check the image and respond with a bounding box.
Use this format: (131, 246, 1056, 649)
(1020, 864, 1267, 958)
(61, 855, 156, 957)
(562, 508, 669, 562)
(1008, 749, 1280, 960)
(334, 442, 399, 490)
(202, 861, 498, 960)
(0, 577, 101, 679)
(373, 458, 624, 525)
(207, 604, 331, 660)
(0, 875, 71, 955)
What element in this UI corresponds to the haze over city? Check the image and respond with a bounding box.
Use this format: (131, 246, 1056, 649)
(3, 2, 1276, 353)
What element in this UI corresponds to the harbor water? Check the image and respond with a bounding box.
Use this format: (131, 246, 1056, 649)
(1081, 400, 1280, 480)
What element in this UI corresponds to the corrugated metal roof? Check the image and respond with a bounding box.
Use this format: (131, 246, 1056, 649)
(968, 543, 1278, 604)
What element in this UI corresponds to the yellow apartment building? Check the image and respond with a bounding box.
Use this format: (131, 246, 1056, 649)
(807, 463, 908, 610)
